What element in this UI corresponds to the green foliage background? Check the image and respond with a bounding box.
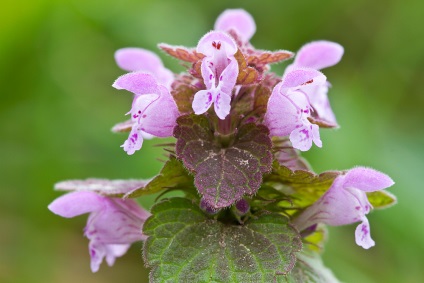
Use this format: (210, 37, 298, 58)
(1, 0, 422, 282)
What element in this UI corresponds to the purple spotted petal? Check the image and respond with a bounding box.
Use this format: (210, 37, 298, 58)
(294, 41, 344, 70)
(214, 92, 231, 120)
(214, 9, 256, 41)
(192, 90, 215, 115)
(197, 31, 237, 57)
(290, 123, 321, 151)
(48, 191, 104, 218)
(122, 126, 143, 155)
(343, 167, 395, 192)
(355, 218, 375, 249)
(218, 59, 238, 94)
(200, 58, 216, 90)
(113, 72, 160, 95)
(129, 93, 160, 122)
(293, 166, 393, 249)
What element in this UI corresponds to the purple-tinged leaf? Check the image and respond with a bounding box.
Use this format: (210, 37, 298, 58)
(174, 114, 272, 209)
(170, 78, 199, 114)
(159, 43, 205, 63)
(234, 50, 259, 85)
(247, 50, 294, 67)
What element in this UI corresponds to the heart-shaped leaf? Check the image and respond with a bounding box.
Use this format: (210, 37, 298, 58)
(143, 197, 302, 283)
(174, 115, 272, 209)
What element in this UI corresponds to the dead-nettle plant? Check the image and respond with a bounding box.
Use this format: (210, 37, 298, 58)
(49, 9, 396, 282)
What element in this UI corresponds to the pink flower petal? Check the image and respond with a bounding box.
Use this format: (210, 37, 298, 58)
(343, 167, 395, 192)
(139, 86, 179, 137)
(48, 191, 104, 218)
(121, 126, 143, 155)
(294, 41, 344, 70)
(105, 244, 130, 266)
(281, 68, 326, 90)
(115, 48, 164, 72)
(290, 125, 314, 151)
(214, 92, 231, 120)
(192, 90, 215, 115)
(197, 31, 237, 57)
(303, 82, 338, 125)
(115, 48, 174, 87)
(200, 58, 215, 90)
(113, 72, 160, 95)
(214, 9, 256, 41)
(218, 59, 238, 94)
(355, 218, 375, 249)
(264, 83, 298, 137)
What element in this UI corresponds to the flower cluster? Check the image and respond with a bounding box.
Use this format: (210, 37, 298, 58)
(49, 9, 395, 279)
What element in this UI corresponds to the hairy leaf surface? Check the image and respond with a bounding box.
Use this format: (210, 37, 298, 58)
(174, 115, 272, 208)
(143, 198, 302, 283)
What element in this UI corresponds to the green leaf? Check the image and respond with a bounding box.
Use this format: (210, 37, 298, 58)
(126, 156, 194, 198)
(264, 162, 341, 209)
(367, 190, 397, 209)
(174, 114, 273, 209)
(143, 197, 302, 283)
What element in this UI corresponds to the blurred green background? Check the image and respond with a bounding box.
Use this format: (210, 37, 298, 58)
(1, 0, 423, 282)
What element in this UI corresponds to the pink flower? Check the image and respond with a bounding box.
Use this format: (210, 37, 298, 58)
(192, 31, 239, 120)
(286, 41, 344, 126)
(115, 47, 174, 88)
(214, 9, 256, 42)
(48, 191, 150, 272)
(264, 68, 327, 151)
(293, 167, 395, 249)
(113, 73, 179, 154)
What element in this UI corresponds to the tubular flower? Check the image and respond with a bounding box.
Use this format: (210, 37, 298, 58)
(286, 41, 344, 126)
(265, 68, 327, 151)
(113, 73, 179, 154)
(115, 47, 174, 88)
(192, 31, 239, 120)
(48, 191, 150, 272)
(292, 167, 395, 249)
